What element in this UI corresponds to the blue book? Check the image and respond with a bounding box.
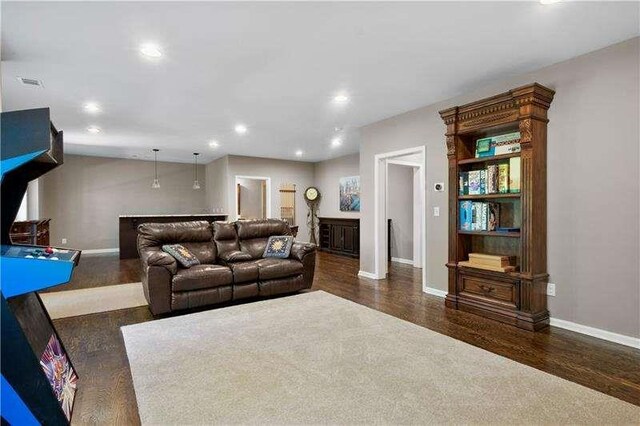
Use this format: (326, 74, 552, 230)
(459, 201, 473, 231)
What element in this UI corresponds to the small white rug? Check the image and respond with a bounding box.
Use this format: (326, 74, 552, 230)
(41, 282, 147, 319)
(122, 290, 639, 425)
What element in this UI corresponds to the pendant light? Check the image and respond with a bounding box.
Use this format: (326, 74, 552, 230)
(192, 152, 201, 190)
(151, 149, 161, 189)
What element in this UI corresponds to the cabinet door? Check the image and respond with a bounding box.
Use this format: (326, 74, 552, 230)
(330, 225, 343, 250)
(342, 225, 356, 253)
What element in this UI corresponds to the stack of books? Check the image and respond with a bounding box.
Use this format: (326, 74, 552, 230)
(458, 253, 516, 273)
(475, 132, 521, 158)
(459, 157, 521, 195)
(459, 201, 500, 231)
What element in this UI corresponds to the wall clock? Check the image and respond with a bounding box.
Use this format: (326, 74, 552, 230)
(304, 187, 321, 244)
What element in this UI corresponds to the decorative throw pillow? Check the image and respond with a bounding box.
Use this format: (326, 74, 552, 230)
(263, 236, 294, 258)
(162, 244, 200, 268)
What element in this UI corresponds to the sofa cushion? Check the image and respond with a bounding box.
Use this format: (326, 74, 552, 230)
(162, 244, 200, 268)
(236, 219, 292, 240)
(239, 238, 268, 259)
(172, 264, 233, 292)
(228, 260, 260, 283)
(213, 222, 240, 259)
(257, 258, 304, 280)
(138, 220, 213, 250)
(181, 242, 216, 264)
(263, 236, 294, 258)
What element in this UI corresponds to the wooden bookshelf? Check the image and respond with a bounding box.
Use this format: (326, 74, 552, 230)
(439, 83, 555, 331)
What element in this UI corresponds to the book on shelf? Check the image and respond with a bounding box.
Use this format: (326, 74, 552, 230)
(460, 252, 517, 273)
(487, 164, 498, 194)
(459, 171, 469, 196)
(474, 132, 520, 158)
(458, 261, 516, 273)
(509, 157, 521, 193)
(468, 253, 515, 268)
(496, 227, 520, 233)
(468, 170, 482, 195)
(459, 201, 500, 231)
(459, 201, 473, 231)
(498, 163, 509, 193)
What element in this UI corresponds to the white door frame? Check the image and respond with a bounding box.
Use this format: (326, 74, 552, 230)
(386, 159, 423, 268)
(234, 175, 271, 220)
(374, 145, 427, 291)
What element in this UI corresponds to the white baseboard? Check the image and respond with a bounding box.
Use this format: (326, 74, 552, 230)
(550, 318, 640, 349)
(358, 270, 382, 280)
(391, 257, 414, 266)
(423, 286, 447, 298)
(420, 287, 639, 349)
(81, 248, 120, 255)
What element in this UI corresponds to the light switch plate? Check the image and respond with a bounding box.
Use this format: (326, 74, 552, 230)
(61, 238, 67, 244)
(434, 207, 440, 217)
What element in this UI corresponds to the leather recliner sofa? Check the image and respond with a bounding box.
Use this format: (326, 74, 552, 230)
(137, 219, 316, 315)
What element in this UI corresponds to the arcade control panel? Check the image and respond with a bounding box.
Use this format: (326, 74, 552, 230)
(1, 245, 80, 263)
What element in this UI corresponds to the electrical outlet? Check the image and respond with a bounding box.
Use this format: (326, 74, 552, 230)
(61, 238, 67, 244)
(433, 207, 440, 217)
(547, 282, 556, 297)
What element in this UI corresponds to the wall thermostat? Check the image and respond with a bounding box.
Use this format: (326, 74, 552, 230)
(434, 182, 445, 192)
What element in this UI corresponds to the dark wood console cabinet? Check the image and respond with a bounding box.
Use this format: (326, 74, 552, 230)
(318, 217, 359, 258)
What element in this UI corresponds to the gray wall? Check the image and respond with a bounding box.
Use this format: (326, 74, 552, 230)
(204, 156, 228, 214)
(359, 37, 639, 338)
(313, 153, 360, 219)
(387, 164, 413, 262)
(237, 177, 265, 219)
(39, 155, 208, 250)
(225, 155, 316, 243)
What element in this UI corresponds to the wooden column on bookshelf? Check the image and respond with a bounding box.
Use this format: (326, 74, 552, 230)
(439, 83, 555, 331)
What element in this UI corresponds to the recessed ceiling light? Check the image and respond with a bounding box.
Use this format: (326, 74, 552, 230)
(87, 126, 101, 134)
(333, 94, 349, 104)
(334, 127, 343, 132)
(140, 43, 162, 58)
(209, 140, 220, 148)
(234, 124, 248, 134)
(295, 150, 303, 157)
(331, 137, 342, 147)
(540, 0, 562, 4)
(84, 102, 101, 114)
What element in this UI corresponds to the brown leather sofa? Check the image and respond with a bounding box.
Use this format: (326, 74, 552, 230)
(137, 219, 316, 315)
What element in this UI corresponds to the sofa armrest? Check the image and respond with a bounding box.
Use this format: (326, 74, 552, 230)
(140, 247, 178, 275)
(290, 242, 316, 262)
(219, 250, 253, 263)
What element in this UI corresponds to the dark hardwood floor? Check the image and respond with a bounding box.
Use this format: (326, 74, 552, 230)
(51, 252, 640, 425)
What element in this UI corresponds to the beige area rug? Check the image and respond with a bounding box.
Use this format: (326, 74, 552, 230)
(121, 290, 639, 425)
(41, 282, 147, 319)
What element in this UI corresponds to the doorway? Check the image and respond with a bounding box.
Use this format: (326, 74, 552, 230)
(374, 146, 426, 291)
(235, 176, 271, 220)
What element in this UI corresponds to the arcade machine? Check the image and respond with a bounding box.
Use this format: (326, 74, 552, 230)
(1, 108, 81, 425)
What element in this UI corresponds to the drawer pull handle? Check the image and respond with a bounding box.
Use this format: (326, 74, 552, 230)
(478, 284, 495, 293)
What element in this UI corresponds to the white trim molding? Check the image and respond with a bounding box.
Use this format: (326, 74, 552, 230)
(82, 248, 120, 255)
(391, 257, 414, 266)
(550, 318, 640, 349)
(358, 270, 382, 280)
(424, 287, 447, 298)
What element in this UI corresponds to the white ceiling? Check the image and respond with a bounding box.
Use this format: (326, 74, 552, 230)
(2, 1, 638, 164)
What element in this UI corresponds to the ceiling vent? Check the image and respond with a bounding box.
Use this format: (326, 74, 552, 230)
(17, 77, 44, 88)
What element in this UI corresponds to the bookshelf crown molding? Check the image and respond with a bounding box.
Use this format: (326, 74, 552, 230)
(439, 82, 556, 137)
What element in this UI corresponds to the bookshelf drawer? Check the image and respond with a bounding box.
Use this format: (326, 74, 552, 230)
(458, 270, 519, 310)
